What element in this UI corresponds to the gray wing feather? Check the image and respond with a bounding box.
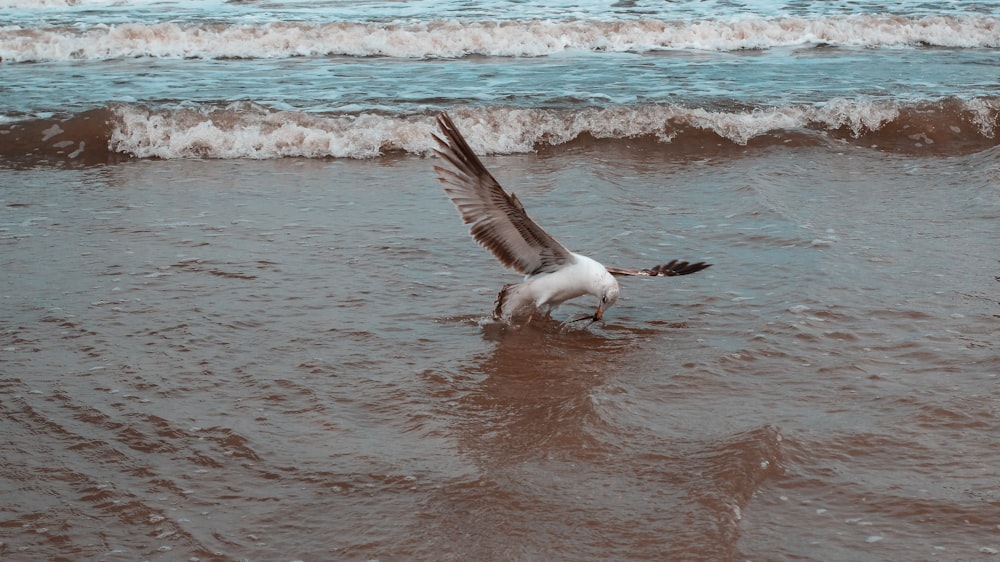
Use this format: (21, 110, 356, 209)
(433, 112, 572, 275)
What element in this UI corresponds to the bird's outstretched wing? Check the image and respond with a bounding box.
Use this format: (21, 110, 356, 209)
(606, 260, 712, 277)
(433, 112, 572, 275)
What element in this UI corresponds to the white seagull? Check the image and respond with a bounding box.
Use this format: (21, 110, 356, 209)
(432, 112, 711, 325)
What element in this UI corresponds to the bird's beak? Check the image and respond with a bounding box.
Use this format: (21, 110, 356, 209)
(569, 305, 605, 325)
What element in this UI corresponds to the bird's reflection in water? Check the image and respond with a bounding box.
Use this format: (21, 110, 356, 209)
(449, 319, 639, 465)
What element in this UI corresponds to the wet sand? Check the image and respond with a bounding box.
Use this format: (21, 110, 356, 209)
(1, 144, 997, 560)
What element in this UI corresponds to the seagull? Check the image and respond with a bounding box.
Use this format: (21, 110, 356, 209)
(432, 112, 711, 325)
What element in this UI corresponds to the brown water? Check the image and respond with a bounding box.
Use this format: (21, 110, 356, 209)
(1, 143, 998, 560)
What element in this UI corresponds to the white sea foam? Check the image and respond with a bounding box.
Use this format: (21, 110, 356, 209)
(106, 99, 995, 160)
(2, 15, 998, 63)
(110, 104, 426, 159)
(965, 98, 999, 139)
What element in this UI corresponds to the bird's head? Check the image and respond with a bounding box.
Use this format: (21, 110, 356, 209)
(593, 275, 620, 321)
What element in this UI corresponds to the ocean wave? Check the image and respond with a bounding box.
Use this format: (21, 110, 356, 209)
(2, 16, 998, 62)
(1, 98, 997, 164)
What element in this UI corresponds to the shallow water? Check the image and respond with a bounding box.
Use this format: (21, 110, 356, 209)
(1, 143, 996, 560)
(2, 1, 999, 559)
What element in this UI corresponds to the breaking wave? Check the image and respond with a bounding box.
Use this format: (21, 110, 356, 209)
(2, 15, 998, 63)
(1, 98, 997, 164)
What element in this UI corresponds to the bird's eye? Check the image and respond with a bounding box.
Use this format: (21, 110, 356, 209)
(602, 296, 608, 303)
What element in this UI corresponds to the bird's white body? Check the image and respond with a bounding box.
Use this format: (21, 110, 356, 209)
(495, 253, 619, 322)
